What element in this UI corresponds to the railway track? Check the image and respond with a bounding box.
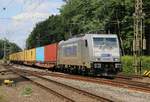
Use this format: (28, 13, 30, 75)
(47, 73, 150, 93)
(0, 70, 10, 73)
(11, 66, 150, 93)
(5, 65, 114, 102)
(8, 68, 75, 102)
(116, 74, 143, 80)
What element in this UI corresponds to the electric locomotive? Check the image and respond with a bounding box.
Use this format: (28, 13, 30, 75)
(57, 34, 122, 76)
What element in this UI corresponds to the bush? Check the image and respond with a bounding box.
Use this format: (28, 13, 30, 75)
(22, 86, 32, 96)
(122, 56, 150, 75)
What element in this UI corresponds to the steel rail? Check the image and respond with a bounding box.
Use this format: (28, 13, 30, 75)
(116, 74, 143, 80)
(24, 69, 150, 93)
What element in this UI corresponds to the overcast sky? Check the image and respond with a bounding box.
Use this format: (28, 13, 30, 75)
(0, 0, 64, 49)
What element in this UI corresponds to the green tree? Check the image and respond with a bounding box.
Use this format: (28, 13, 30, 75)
(26, 0, 150, 55)
(26, 15, 65, 49)
(0, 39, 22, 59)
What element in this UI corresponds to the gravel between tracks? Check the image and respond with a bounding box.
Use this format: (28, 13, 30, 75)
(28, 75, 102, 102)
(14, 65, 150, 102)
(44, 76, 150, 102)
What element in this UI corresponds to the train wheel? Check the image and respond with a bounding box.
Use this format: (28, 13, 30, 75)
(81, 69, 88, 76)
(88, 69, 95, 76)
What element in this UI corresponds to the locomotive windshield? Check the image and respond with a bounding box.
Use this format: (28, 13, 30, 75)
(93, 37, 117, 48)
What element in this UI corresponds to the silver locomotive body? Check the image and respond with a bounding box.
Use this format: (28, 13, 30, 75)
(57, 34, 122, 76)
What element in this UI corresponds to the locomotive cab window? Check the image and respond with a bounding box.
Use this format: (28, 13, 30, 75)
(93, 38, 104, 47)
(105, 38, 117, 47)
(93, 37, 117, 48)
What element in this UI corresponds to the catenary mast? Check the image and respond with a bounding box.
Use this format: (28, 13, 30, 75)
(133, 0, 145, 75)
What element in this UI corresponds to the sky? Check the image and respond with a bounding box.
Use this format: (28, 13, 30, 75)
(0, 0, 64, 49)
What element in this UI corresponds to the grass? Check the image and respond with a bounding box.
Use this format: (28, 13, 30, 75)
(0, 87, 5, 102)
(122, 56, 150, 75)
(0, 93, 8, 102)
(0, 60, 3, 64)
(0, 95, 3, 102)
(0, 95, 6, 102)
(22, 85, 33, 96)
(0, 88, 7, 102)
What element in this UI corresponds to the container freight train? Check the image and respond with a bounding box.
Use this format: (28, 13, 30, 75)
(9, 34, 122, 77)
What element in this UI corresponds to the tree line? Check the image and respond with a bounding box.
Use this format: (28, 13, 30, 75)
(0, 39, 22, 59)
(26, 0, 150, 55)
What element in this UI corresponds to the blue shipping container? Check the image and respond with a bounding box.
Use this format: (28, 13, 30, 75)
(36, 47, 44, 62)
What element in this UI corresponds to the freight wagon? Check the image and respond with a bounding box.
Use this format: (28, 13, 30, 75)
(9, 34, 122, 77)
(34, 44, 57, 68)
(24, 48, 36, 65)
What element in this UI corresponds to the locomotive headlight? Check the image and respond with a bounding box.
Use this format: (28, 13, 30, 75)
(113, 58, 119, 61)
(94, 63, 101, 68)
(115, 63, 121, 68)
(96, 58, 101, 61)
